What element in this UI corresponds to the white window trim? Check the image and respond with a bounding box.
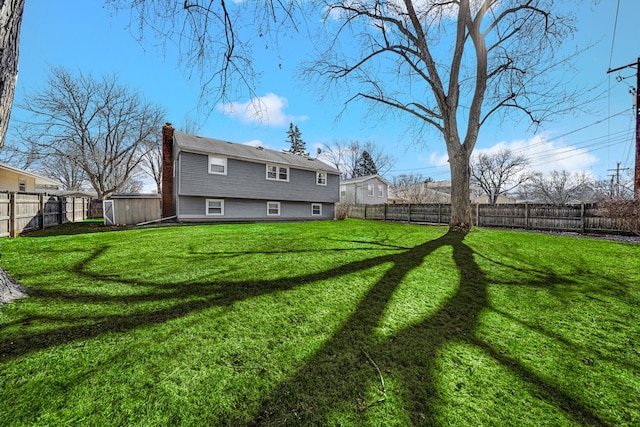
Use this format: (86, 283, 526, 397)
(367, 184, 374, 197)
(378, 185, 384, 197)
(267, 201, 281, 216)
(311, 203, 322, 216)
(316, 172, 327, 186)
(206, 199, 224, 216)
(208, 155, 227, 175)
(266, 164, 289, 182)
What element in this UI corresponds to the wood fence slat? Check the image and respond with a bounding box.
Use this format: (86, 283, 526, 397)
(349, 202, 637, 235)
(0, 192, 90, 238)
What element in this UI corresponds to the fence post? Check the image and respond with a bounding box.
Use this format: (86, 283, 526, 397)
(9, 192, 16, 238)
(384, 203, 387, 221)
(364, 204, 368, 220)
(580, 203, 585, 235)
(475, 203, 479, 226)
(40, 193, 45, 230)
(438, 203, 442, 225)
(524, 202, 529, 230)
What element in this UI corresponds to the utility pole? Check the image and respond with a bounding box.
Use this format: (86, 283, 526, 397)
(607, 162, 630, 198)
(607, 57, 640, 199)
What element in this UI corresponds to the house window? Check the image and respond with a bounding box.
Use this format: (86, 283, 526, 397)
(267, 201, 281, 216)
(378, 185, 384, 197)
(18, 178, 26, 192)
(367, 184, 374, 197)
(206, 199, 224, 215)
(266, 165, 289, 182)
(208, 156, 227, 175)
(311, 203, 322, 216)
(316, 172, 327, 186)
(340, 186, 346, 197)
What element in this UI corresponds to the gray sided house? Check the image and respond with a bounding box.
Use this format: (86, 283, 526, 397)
(340, 175, 390, 205)
(162, 124, 340, 222)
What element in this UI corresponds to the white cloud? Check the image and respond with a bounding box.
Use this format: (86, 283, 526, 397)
(218, 93, 309, 127)
(426, 134, 598, 174)
(476, 135, 598, 174)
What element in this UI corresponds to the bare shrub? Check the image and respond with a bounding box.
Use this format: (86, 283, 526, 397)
(596, 199, 640, 235)
(335, 203, 351, 220)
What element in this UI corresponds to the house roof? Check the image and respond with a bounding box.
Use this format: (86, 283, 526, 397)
(0, 161, 62, 187)
(340, 174, 391, 186)
(173, 132, 340, 175)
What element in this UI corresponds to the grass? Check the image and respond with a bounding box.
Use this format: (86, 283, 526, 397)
(0, 219, 638, 426)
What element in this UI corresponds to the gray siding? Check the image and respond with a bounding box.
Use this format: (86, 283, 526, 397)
(340, 177, 388, 205)
(178, 152, 339, 203)
(178, 196, 335, 221)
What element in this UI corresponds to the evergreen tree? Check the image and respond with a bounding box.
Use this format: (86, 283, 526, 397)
(285, 122, 307, 155)
(353, 150, 378, 177)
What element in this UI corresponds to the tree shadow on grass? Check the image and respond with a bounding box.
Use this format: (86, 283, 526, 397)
(0, 229, 611, 425)
(248, 230, 609, 426)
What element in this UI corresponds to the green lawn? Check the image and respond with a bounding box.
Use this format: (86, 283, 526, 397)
(0, 219, 638, 426)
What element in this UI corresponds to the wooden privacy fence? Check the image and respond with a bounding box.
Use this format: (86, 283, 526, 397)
(349, 203, 639, 235)
(0, 192, 89, 237)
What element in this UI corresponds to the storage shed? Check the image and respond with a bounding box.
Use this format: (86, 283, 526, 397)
(104, 194, 161, 225)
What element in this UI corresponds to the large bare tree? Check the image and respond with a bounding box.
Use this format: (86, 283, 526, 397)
(471, 148, 534, 204)
(0, 0, 25, 149)
(20, 67, 166, 199)
(109, 0, 580, 231)
(308, 1, 579, 229)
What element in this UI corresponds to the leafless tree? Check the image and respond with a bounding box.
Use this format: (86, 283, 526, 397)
(108, 1, 582, 230)
(320, 140, 395, 178)
(307, 1, 581, 229)
(471, 149, 534, 204)
(137, 135, 163, 194)
(105, 0, 300, 112)
(518, 170, 594, 205)
(39, 154, 88, 192)
(0, 0, 25, 148)
(19, 67, 166, 199)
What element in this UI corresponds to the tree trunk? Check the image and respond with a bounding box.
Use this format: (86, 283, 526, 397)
(449, 146, 472, 231)
(0, 266, 27, 304)
(0, 0, 26, 148)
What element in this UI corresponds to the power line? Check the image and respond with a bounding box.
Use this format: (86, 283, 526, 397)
(608, 0, 621, 69)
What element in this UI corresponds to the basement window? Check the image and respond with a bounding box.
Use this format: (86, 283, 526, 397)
(206, 199, 224, 215)
(267, 201, 281, 216)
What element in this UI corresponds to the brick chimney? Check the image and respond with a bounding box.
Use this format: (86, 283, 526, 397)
(161, 122, 175, 217)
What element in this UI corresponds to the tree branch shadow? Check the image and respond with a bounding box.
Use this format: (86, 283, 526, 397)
(248, 230, 609, 426)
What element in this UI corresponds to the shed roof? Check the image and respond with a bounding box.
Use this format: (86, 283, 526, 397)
(340, 174, 391, 187)
(173, 132, 340, 174)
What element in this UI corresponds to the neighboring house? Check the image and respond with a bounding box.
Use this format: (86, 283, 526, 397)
(0, 162, 61, 192)
(161, 124, 340, 221)
(340, 175, 390, 205)
(389, 184, 452, 204)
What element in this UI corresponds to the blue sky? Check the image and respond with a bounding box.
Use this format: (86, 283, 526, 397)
(8, 0, 639, 187)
